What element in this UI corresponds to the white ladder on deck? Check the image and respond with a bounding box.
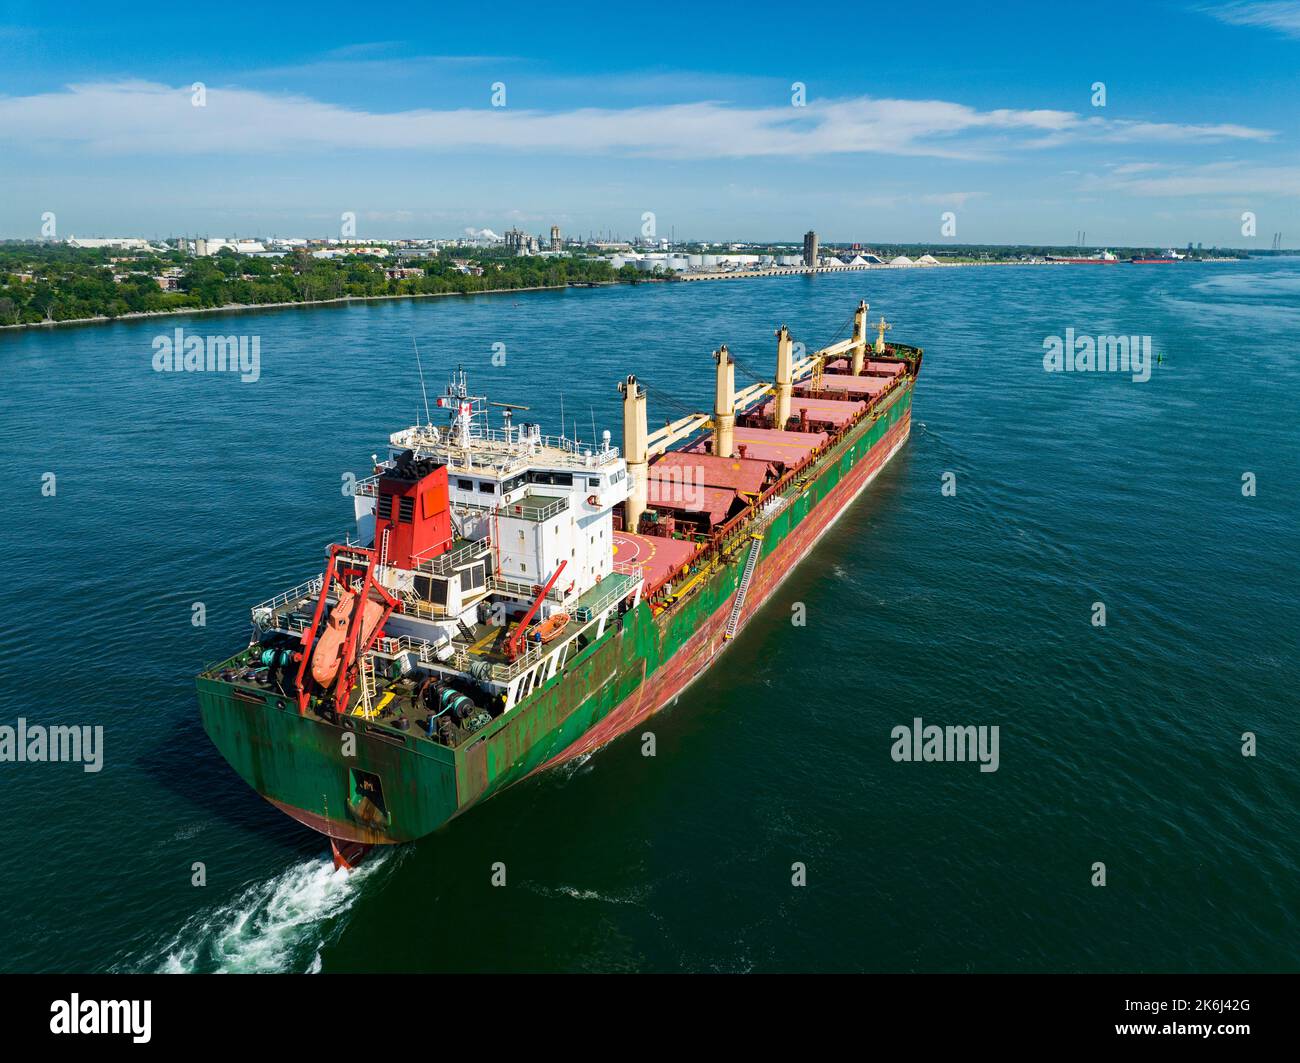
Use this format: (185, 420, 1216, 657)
(356, 655, 377, 717)
(724, 535, 764, 640)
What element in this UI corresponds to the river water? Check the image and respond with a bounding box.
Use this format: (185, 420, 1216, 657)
(1, 260, 1296, 972)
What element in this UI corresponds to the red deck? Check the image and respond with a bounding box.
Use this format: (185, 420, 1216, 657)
(798, 373, 891, 397)
(647, 479, 737, 525)
(685, 425, 827, 466)
(757, 395, 865, 429)
(612, 530, 699, 591)
(649, 450, 773, 495)
(826, 357, 906, 376)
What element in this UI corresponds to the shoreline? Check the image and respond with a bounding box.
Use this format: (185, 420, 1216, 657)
(0, 282, 587, 333)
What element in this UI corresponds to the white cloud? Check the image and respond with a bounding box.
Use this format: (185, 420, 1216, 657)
(917, 191, 984, 208)
(1093, 160, 1300, 196)
(1109, 162, 1164, 175)
(0, 81, 1275, 161)
(1203, 1, 1300, 38)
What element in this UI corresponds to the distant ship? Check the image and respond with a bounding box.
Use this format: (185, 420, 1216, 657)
(1046, 249, 1120, 264)
(1130, 249, 1187, 264)
(197, 302, 922, 867)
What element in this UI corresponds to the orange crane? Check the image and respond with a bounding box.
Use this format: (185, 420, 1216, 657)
(505, 560, 566, 661)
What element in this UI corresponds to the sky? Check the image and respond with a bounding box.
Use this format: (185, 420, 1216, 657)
(1, 0, 1298, 246)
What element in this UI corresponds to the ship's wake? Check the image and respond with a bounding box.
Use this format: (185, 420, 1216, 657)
(140, 850, 397, 974)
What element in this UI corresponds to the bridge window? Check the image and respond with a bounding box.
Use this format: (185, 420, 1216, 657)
(528, 470, 573, 487)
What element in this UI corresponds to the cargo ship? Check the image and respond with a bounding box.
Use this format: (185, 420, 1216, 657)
(1129, 249, 1187, 264)
(1046, 249, 1119, 264)
(197, 301, 921, 867)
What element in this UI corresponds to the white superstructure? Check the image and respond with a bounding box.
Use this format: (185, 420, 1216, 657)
(355, 370, 628, 616)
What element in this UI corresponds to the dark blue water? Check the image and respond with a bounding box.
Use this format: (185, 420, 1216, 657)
(1, 261, 1296, 972)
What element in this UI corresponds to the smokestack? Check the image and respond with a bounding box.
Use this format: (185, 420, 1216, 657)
(618, 375, 648, 533)
(851, 299, 868, 375)
(713, 345, 735, 459)
(774, 325, 793, 430)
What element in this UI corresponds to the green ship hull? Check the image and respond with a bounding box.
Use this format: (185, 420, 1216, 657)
(198, 376, 914, 847)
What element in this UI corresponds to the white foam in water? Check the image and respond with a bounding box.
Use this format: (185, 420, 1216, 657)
(555, 750, 594, 780)
(150, 852, 391, 974)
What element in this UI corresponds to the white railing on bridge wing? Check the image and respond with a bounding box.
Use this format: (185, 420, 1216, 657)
(251, 575, 324, 623)
(454, 496, 569, 523)
(411, 536, 491, 576)
(501, 495, 569, 522)
(488, 574, 572, 605)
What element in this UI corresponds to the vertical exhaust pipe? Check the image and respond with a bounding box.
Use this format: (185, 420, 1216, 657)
(774, 325, 793, 430)
(713, 344, 735, 459)
(619, 374, 648, 533)
(851, 299, 868, 375)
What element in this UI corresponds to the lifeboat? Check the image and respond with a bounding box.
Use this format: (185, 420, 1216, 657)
(310, 587, 386, 686)
(533, 612, 570, 644)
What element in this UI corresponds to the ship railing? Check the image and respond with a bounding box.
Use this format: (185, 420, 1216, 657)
(451, 640, 544, 683)
(452, 495, 569, 522)
(573, 570, 641, 622)
(250, 575, 324, 627)
(503, 495, 569, 522)
(410, 536, 491, 576)
(353, 475, 380, 498)
(374, 634, 444, 664)
(398, 597, 450, 620)
(488, 574, 573, 606)
(390, 426, 621, 474)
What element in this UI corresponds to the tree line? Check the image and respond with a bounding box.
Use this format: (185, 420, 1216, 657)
(0, 244, 651, 325)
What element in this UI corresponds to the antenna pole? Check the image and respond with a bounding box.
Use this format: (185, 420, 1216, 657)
(412, 335, 432, 425)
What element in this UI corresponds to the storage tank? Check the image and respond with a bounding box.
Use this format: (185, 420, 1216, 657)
(687, 254, 703, 268)
(701, 254, 718, 269)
